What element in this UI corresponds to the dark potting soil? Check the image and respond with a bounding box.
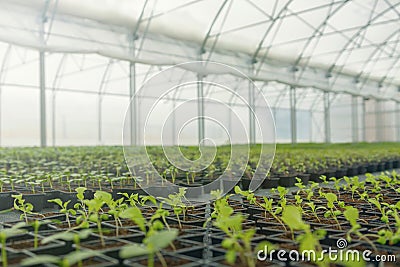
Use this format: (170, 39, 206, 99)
(306, 217, 342, 225)
(70, 257, 107, 267)
(51, 222, 82, 229)
(101, 228, 134, 237)
(139, 257, 191, 267)
(5, 254, 30, 266)
(261, 224, 287, 231)
(119, 220, 140, 227)
(7, 239, 39, 250)
(272, 232, 296, 240)
(81, 240, 126, 250)
(169, 224, 201, 232)
(164, 240, 193, 251)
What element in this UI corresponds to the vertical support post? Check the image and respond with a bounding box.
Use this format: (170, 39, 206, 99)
(98, 93, 102, 145)
(39, 51, 47, 147)
(289, 86, 297, 144)
(129, 62, 137, 145)
(309, 110, 313, 142)
(52, 88, 56, 146)
(197, 74, 205, 143)
(324, 91, 331, 143)
(172, 102, 176, 146)
(249, 80, 256, 144)
(396, 102, 400, 142)
(228, 105, 232, 138)
(375, 100, 381, 142)
(39, 9, 47, 147)
(351, 95, 359, 143)
(362, 98, 366, 142)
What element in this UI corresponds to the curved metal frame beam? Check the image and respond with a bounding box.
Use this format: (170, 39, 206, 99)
(357, 28, 400, 91)
(292, 1, 349, 80)
(199, 0, 229, 55)
(327, 2, 400, 88)
(251, 0, 294, 64)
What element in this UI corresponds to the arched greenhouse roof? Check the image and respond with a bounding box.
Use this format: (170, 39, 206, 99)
(1, 0, 400, 101)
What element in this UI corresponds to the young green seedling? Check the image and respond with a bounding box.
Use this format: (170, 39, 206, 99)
(305, 201, 326, 223)
(120, 206, 177, 267)
(85, 191, 110, 247)
(212, 195, 258, 267)
(21, 250, 101, 267)
(120, 229, 178, 267)
(160, 188, 189, 229)
(41, 229, 93, 267)
(281, 206, 330, 267)
(31, 219, 51, 249)
(323, 193, 342, 230)
(0, 222, 26, 267)
(343, 206, 378, 251)
(12, 194, 34, 223)
(48, 198, 76, 228)
(368, 197, 391, 225)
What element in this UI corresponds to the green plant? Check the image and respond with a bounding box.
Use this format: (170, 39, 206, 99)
(212, 195, 258, 267)
(329, 177, 342, 194)
(119, 206, 178, 267)
(281, 206, 329, 267)
(368, 197, 390, 225)
(343, 206, 378, 251)
(141, 195, 171, 230)
(31, 219, 50, 249)
(0, 222, 26, 267)
(118, 192, 139, 206)
(85, 191, 110, 247)
(305, 201, 326, 223)
(160, 188, 189, 229)
(120, 229, 178, 267)
(12, 194, 34, 223)
(41, 229, 93, 267)
(48, 198, 76, 228)
(103, 193, 127, 236)
(323, 193, 342, 230)
(259, 197, 286, 229)
(272, 186, 288, 208)
(21, 250, 101, 267)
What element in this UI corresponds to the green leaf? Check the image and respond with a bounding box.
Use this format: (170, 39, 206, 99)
(221, 238, 235, 249)
(78, 229, 93, 239)
(64, 250, 101, 266)
(75, 187, 87, 201)
(145, 229, 178, 251)
(343, 206, 359, 226)
(94, 191, 112, 203)
(119, 244, 149, 258)
(281, 205, 308, 230)
(225, 249, 237, 264)
(120, 207, 146, 232)
(0, 227, 26, 239)
(48, 198, 63, 207)
(42, 231, 74, 244)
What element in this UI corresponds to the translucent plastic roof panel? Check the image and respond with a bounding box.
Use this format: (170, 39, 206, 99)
(0, 0, 399, 103)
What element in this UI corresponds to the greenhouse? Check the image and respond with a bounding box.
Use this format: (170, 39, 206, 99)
(0, 0, 399, 266)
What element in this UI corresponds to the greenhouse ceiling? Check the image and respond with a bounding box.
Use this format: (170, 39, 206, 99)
(0, 0, 400, 102)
